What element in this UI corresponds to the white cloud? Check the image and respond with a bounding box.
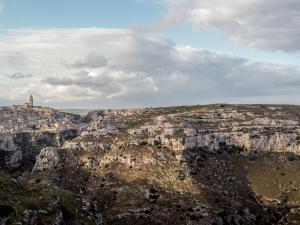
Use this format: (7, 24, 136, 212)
(156, 0, 300, 51)
(0, 28, 299, 108)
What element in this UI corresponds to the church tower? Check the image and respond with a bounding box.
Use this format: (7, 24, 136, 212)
(29, 94, 33, 108)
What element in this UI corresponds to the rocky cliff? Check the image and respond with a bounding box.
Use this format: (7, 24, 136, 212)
(1, 104, 300, 225)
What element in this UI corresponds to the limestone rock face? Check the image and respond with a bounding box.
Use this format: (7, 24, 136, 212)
(0, 133, 22, 168)
(127, 106, 300, 155)
(0, 133, 18, 152)
(182, 131, 300, 154)
(33, 147, 60, 171)
(3, 104, 300, 224)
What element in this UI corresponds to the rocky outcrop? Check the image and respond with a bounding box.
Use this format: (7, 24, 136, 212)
(128, 107, 300, 155)
(33, 147, 60, 171)
(0, 130, 78, 170)
(0, 133, 21, 168)
(184, 130, 300, 153)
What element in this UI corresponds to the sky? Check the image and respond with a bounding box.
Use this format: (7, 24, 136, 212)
(0, 0, 299, 109)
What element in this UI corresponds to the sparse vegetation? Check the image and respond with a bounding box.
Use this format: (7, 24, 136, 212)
(2, 104, 300, 224)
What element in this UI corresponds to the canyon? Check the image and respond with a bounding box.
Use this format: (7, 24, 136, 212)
(1, 104, 300, 224)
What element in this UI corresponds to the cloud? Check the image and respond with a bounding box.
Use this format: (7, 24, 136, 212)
(0, 28, 299, 108)
(156, 0, 300, 52)
(42, 71, 121, 95)
(7, 72, 33, 79)
(70, 53, 107, 68)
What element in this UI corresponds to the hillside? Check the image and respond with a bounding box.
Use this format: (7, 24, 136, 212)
(1, 104, 300, 224)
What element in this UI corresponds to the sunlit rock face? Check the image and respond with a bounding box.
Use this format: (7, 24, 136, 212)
(33, 147, 60, 171)
(128, 106, 300, 155)
(2, 104, 300, 224)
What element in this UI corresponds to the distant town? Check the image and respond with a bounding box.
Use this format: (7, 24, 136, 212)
(0, 95, 80, 133)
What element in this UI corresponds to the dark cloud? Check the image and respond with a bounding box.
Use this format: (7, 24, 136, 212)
(42, 73, 121, 95)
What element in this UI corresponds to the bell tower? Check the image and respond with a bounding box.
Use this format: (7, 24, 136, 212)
(29, 94, 33, 108)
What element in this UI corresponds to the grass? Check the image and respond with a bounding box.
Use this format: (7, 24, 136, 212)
(0, 173, 94, 225)
(246, 153, 300, 204)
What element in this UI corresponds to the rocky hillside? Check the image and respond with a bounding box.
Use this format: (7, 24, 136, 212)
(1, 104, 300, 224)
